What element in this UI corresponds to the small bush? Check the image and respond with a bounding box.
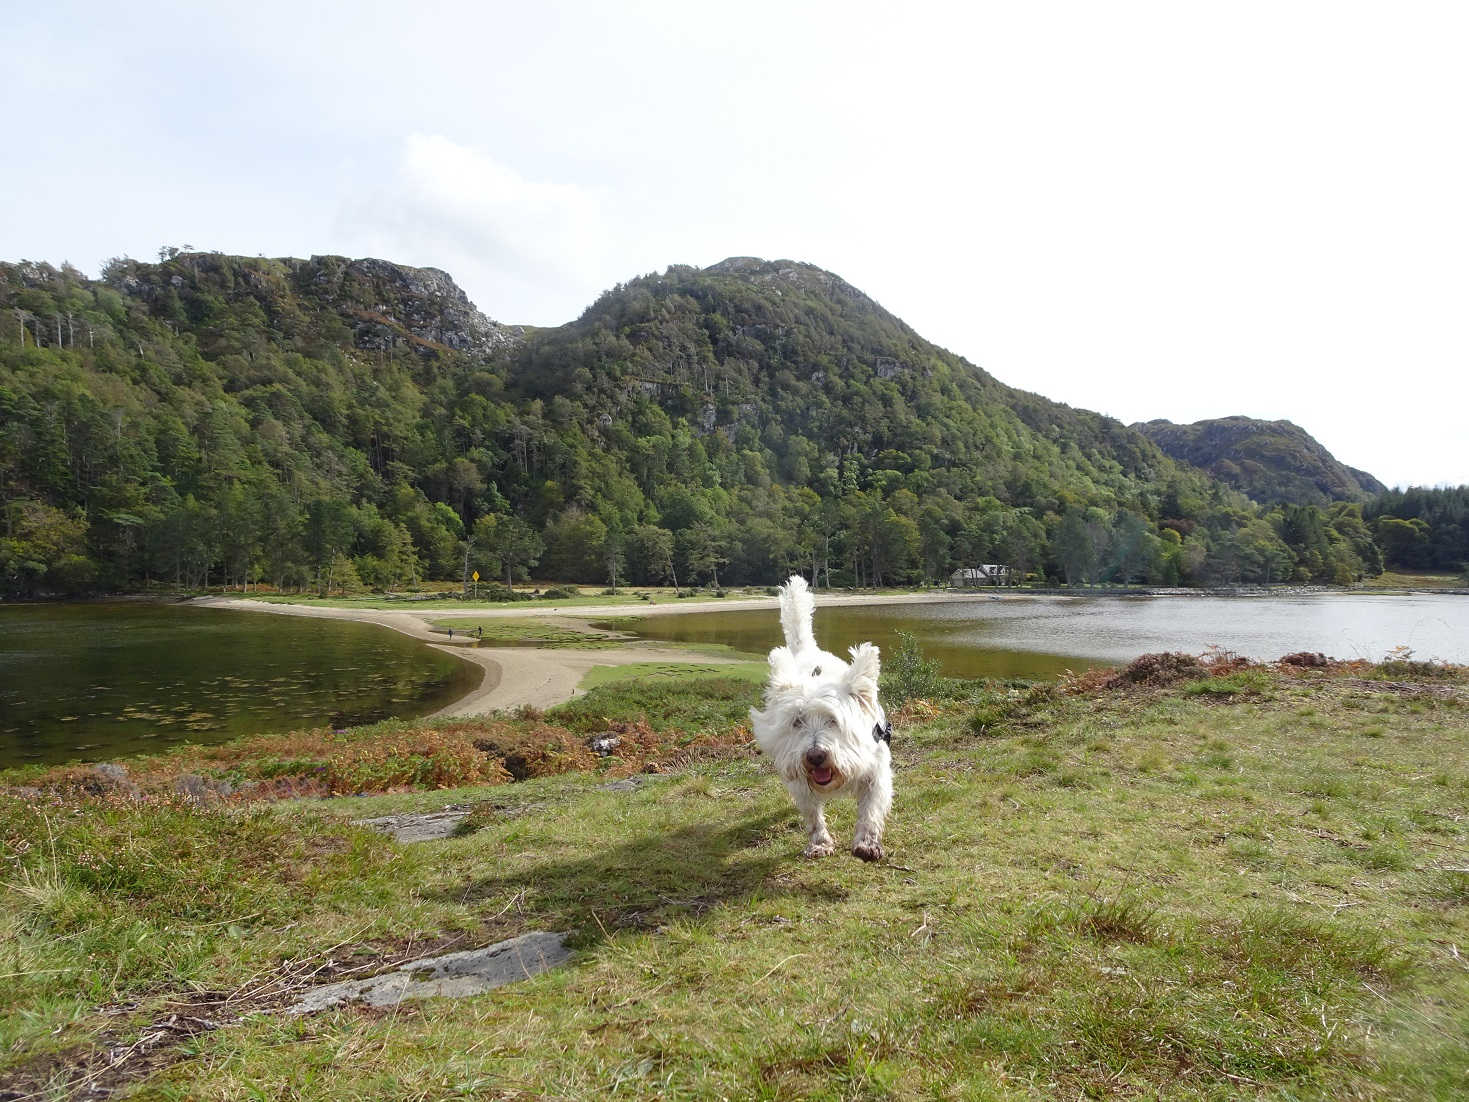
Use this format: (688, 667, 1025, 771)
(476, 582, 534, 602)
(540, 585, 580, 600)
(1108, 652, 1205, 687)
(883, 632, 943, 708)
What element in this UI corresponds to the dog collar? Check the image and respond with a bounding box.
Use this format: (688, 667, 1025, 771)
(873, 721, 892, 744)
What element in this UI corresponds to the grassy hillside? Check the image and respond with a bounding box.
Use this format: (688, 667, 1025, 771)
(3, 656, 1465, 1098)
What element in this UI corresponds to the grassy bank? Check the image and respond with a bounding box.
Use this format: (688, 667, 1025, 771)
(236, 585, 777, 612)
(3, 657, 1466, 1098)
(1355, 571, 1467, 592)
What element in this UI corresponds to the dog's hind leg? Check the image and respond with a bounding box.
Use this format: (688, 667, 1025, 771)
(851, 762, 892, 862)
(787, 782, 834, 858)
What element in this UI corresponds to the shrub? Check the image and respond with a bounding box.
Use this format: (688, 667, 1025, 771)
(884, 632, 943, 708)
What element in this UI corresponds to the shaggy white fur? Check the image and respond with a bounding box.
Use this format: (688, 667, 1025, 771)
(749, 575, 893, 861)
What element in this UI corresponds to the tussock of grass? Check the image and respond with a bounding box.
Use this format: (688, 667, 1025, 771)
(1057, 893, 1163, 944)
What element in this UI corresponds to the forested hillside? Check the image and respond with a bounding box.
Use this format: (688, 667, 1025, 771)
(1, 252, 1462, 597)
(1136, 416, 1386, 506)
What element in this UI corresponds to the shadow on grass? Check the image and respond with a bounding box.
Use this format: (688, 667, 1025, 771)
(437, 807, 801, 947)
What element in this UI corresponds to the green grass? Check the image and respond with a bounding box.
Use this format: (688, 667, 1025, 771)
(1356, 570, 1466, 591)
(552, 673, 764, 737)
(3, 662, 1466, 1098)
(576, 660, 768, 691)
(426, 618, 628, 648)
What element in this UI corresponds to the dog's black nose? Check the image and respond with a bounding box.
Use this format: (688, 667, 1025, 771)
(803, 747, 828, 768)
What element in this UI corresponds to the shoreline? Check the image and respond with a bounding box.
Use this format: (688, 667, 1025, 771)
(191, 584, 1469, 716)
(189, 595, 788, 715)
(189, 589, 1024, 716)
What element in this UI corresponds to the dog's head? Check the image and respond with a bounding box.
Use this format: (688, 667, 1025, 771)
(750, 641, 885, 793)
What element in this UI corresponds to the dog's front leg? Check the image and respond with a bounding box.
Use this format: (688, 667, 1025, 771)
(787, 782, 834, 857)
(851, 760, 892, 862)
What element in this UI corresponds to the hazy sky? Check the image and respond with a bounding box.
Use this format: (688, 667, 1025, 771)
(5, 1, 1466, 488)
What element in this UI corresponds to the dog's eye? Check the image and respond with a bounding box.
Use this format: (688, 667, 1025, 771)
(793, 715, 804, 729)
(810, 666, 822, 677)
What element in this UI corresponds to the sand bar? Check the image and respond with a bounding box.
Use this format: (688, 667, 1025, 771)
(192, 590, 996, 715)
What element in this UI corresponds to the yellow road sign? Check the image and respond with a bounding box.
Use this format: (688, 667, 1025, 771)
(472, 571, 480, 582)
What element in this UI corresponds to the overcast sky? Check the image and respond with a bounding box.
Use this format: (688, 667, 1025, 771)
(5, 1, 1466, 488)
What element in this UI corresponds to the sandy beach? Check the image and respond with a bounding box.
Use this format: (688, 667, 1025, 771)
(192, 590, 991, 715)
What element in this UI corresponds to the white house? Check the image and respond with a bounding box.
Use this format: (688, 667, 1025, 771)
(950, 565, 1014, 587)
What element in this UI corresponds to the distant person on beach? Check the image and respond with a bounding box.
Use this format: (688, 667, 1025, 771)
(447, 627, 454, 639)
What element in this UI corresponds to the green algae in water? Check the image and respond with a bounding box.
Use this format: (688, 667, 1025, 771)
(0, 603, 481, 767)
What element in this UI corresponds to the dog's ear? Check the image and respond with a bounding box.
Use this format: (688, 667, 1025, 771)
(843, 643, 881, 712)
(767, 645, 802, 691)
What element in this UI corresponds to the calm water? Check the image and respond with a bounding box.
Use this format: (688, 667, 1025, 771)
(0, 603, 480, 767)
(604, 593, 1469, 679)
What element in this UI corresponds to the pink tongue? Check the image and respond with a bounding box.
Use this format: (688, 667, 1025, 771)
(811, 766, 833, 785)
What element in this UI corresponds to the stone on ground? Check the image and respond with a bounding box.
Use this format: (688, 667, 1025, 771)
(354, 806, 470, 843)
(286, 932, 570, 1014)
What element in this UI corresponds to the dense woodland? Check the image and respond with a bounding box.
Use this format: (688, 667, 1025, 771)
(2, 251, 1465, 599)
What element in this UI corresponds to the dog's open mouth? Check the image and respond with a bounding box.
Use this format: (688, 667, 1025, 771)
(808, 765, 834, 787)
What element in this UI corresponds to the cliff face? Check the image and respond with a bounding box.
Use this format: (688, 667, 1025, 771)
(90, 251, 521, 358)
(1135, 416, 1385, 506)
(286, 255, 522, 355)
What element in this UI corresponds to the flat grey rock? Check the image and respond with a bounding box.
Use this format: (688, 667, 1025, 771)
(286, 932, 569, 1014)
(598, 777, 646, 792)
(354, 807, 469, 843)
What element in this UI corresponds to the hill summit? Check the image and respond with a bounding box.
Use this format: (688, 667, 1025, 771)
(1135, 416, 1384, 507)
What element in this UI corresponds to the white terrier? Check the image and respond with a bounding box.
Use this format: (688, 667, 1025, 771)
(749, 576, 893, 861)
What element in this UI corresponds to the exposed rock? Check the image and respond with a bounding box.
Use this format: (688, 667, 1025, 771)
(290, 255, 521, 355)
(599, 777, 646, 793)
(588, 734, 621, 756)
(172, 773, 235, 805)
(83, 762, 140, 798)
(285, 932, 569, 1014)
(354, 806, 471, 844)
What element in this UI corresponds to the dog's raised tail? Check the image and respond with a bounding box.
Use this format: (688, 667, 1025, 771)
(777, 575, 817, 653)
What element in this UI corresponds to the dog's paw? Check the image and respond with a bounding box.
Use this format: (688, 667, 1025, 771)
(803, 839, 835, 858)
(852, 840, 884, 863)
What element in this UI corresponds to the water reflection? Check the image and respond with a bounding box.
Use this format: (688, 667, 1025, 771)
(604, 593, 1469, 679)
(0, 603, 480, 767)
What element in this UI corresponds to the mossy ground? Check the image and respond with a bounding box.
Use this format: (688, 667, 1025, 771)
(3, 660, 1466, 1099)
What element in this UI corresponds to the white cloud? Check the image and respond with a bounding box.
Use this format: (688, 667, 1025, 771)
(335, 135, 612, 324)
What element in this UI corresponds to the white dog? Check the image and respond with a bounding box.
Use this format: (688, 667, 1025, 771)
(749, 576, 893, 861)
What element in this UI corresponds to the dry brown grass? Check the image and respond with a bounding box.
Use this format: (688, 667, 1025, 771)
(12, 716, 753, 805)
